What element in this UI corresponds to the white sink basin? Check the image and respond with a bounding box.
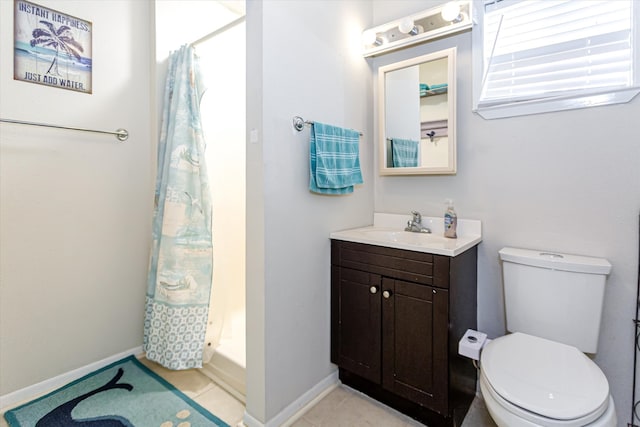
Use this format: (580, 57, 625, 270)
(330, 213, 481, 256)
(360, 229, 447, 244)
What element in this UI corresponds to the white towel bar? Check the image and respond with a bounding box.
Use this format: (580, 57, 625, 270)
(0, 118, 128, 142)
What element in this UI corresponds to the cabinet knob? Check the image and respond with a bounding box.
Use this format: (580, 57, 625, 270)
(370, 286, 378, 294)
(383, 290, 391, 299)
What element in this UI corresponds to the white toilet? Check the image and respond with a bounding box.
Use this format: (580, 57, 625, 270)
(480, 247, 616, 427)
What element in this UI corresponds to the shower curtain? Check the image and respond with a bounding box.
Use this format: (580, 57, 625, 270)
(143, 45, 213, 370)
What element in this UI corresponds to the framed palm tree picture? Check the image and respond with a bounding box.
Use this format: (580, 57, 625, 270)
(14, 0, 92, 94)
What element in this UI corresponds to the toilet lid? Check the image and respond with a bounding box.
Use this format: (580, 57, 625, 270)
(481, 333, 610, 420)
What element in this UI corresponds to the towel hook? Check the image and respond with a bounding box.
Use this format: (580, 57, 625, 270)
(426, 130, 436, 142)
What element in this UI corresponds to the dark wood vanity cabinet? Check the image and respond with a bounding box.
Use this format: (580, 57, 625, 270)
(331, 240, 478, 427)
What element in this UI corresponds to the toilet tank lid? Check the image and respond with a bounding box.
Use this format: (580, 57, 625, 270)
(499, 247, 612, 275)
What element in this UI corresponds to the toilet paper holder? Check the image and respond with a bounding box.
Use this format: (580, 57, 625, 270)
(458, 329, 490, 361)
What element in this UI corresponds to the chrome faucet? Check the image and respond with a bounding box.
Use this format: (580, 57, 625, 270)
(405, 211, 431, 233)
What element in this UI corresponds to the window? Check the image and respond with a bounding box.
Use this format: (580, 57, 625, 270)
(472, 0, 639, 119)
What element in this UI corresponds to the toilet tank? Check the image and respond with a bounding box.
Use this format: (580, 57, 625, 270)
(499, 247, 612, 354)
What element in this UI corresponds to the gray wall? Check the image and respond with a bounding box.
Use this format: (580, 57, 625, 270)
(372, 2, 640, 425)
(246, 0, 374, 422)
(0, 0, 152, 395)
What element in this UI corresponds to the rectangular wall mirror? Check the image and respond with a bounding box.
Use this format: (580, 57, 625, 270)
(378, 47, 457, 175)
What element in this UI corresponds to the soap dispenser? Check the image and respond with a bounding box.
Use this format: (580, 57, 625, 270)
(444, 199, 457, 239)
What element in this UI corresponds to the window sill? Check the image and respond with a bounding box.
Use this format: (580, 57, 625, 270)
(473, 87, 640, 119)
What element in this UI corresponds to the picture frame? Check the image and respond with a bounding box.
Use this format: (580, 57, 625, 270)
(14, 0, 92, 93)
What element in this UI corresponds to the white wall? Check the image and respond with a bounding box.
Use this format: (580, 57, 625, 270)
(246, 0, 374, 422)
(246, 1, 266, 418)
(0, 0, 152, 395)
(372, 1, 640, 425)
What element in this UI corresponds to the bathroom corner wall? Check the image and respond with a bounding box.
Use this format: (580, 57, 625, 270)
(372, 1, 640, 424)
(0, 0, 153, 396)
(246, 0, 374, 423)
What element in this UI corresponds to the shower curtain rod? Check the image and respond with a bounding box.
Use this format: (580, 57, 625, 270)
(0, 118, 129, 141)
(190, 15, 246, 47)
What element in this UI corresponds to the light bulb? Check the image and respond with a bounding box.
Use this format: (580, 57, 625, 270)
(441, 1, 462, 22)
(398, 18, 417, 35)
(362, 29, 382, 46)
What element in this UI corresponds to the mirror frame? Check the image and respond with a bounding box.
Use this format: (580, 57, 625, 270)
(378, 47, 457, 175)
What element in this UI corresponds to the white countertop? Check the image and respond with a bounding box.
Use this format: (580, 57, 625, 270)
(330, 213, 482, 257)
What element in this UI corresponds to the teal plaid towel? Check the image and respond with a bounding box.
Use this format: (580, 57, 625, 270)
(309, 122, 363, 194)
(391, 138, 419, 167)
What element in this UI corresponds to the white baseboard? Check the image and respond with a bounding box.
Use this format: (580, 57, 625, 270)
(0, 346, 143, 411)
(242, 370, 339, 427)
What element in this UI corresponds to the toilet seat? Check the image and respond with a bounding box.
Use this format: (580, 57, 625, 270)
(480, 372, 616, 427)
(481, 333, 613, 426)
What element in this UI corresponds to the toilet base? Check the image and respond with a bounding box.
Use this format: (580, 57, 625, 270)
(480, 373, 616, 427)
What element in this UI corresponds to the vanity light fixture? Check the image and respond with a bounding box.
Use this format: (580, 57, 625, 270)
(362, 1, 472, 57)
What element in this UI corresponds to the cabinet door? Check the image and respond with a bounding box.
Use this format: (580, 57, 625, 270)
(333, 266, 381, 384)
(381, 278, 449, 414)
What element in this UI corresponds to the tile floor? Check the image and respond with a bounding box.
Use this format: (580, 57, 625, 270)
(290, 385, 496, 427)
(144, 357, 497, 427)
(1, 358, 496, 427)
(138, 358, 246, 426)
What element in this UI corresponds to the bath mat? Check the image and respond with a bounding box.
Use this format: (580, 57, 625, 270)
(4, 355, 229, 427)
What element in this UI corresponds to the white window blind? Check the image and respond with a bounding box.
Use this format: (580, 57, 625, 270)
(477, 0, 634, 112)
